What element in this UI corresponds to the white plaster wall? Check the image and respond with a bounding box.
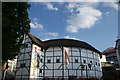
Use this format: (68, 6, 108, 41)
(100, 55, 107, 62)
(73, 51, 80, 56)
(24, 53, 30, 59)
(45, 70, 53, 76)
(18, 54, 24, 60)
(45, 47, 102, 78)
(16, 34, 44, 79)
(54, 70, 62, 76)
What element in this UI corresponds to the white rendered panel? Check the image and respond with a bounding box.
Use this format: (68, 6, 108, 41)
(45, 70, 53, 76)
(54, 63, 62, 69)
(54, 70, 62, 76)
(20, 48, 24, 53)
(22, 76, 29, 80)
(18, 54, 24, 60)
(16, 68, 22, 75)
(94, 53, 99, 60)
(73, 63, 80, 69)
(77, 70, 81, 77)
(88, 52, 93, 58)
(64, 70, 68, 77)
(46, 47, 53, 51)
(87, 50, 92, 54)
(22, 68, 29, 75)
(81, 51, 87, 57)
(73, 52, 80, 56)
(27, 43, 31, 47)
(15, 76, 21, 80)
(46, 64, 53, 69)
(66, 63, 72, 69)
(51, 57, 53, 63)
(54, 51, 62, 56)
(26, 60, 30, 66)
(72, 47, 79, 52)
(69, 70, 76, 76)
(89, 71, 94, 77)
(46, 51, 53, 56)
(24, 53, 30, 59)
(54, 47, 61, 51)
(25, 47, 31, 53)
(82, 70, 86, 77)
(17, 62, 21, 67)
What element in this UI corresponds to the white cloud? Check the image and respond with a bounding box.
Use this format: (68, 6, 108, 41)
(33, 18, 39, 21)
(66, 3, 78, 9)
(41, 38, 50, 41)
(103, 2, 118, 10)
(30, 22, 43, 29)
(46, 3, 58, 10)
(30, 18, 44, 29)
(64, 36, 79, 40)
(105, 12, 110, 16)
(46, 32, 59, 37)
(66, 4, 102, 33)
(41, 32, 59, 41)
(66, 2, 99, 10)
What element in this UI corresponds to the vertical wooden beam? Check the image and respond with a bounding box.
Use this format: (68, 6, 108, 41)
(53, 47, 54, 79)
(93, 51, 96, 78)
(79, 48, 83, 78)
(28, 38, 33, 80)
(62, 46, 64, 79)
(43, 50, 46, 79)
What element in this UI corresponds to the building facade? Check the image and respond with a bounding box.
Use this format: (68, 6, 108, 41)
(102, 47, 119, 67)
(102, 47, 120, 80)
(44, 39, 102, 79)
(15, 33, 102, 80)
(15, 33, 44, 80)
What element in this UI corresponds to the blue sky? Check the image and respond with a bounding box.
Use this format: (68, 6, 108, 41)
(28, 2, 118, 52)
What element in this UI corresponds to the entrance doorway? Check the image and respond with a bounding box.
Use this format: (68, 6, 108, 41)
(69, 75, 77, 80)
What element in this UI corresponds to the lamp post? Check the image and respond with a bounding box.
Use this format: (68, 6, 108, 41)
(93, 65, 96, 78)
(80, 63, 92, 79)
(88, 64, 92, 70)
(88, 63, 92, 78)
(80, 64, 85, 78)
(85, 65, 88, 78)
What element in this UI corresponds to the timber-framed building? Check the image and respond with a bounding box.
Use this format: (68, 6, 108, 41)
(15, 33, 102, 80)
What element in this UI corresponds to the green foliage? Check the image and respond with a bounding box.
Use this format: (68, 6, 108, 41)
(2, 2, 31, 62)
